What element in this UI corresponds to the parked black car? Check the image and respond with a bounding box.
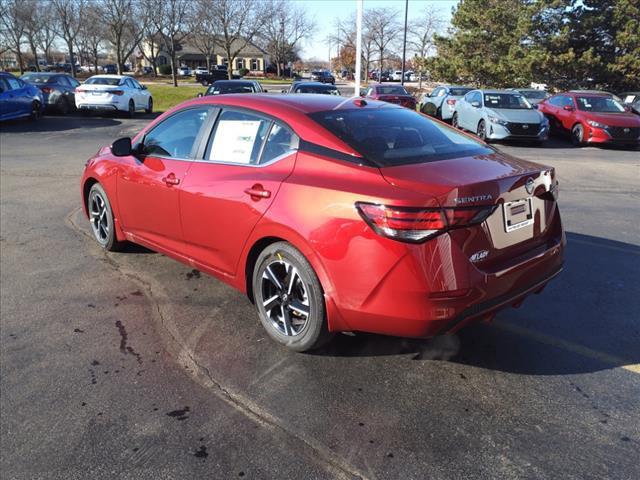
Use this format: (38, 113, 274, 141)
(20, 72, 80, 114)
(195, 66, 240, 85)
(199, 80, 263, 96)
(285, 81, 340, 95)
(310, 70, 335, 84)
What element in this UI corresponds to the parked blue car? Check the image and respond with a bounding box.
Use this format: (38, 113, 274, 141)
(0, 72, 45, 121)
(20, 72, 80, 114)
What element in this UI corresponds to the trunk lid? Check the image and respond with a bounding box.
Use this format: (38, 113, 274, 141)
(380, 150, 559, 264)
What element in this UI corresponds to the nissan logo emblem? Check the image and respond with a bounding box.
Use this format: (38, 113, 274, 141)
(624, 128, 630, 133)
(525, 178, 535, 195)
(523, 124, 529, 129)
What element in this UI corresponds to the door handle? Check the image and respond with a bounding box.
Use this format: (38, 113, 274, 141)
(244, 184, 271, 199)
(162, 173, 180, 186)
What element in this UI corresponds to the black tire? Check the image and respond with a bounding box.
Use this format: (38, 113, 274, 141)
(80, 108, 91, 116)
(452, 112, 460, 129)
(571, 123, 584, 146)
(29, 101, 42, 121)
(145, 97, 153, 114)
(436, 106, 442, 119)
(477, 120, 487, 141)
(127, 99, 135, 118)
(87, 183, 125, 252)
(252, 242, 333, 352)
(57, 97, 70, 115)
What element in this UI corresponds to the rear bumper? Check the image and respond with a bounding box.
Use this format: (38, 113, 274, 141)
(331, 208, 565, 338)
(77, 104, 120, 111)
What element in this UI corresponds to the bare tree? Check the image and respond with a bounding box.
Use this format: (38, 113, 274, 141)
(261, 0, 315, 77)
(77, 5, 105, 72)
(37, 10, 58, 65)
(52, 0, 85, 77)
(408, 5, 443, 88)
(186, 0, 218, 72)
(211, 0, 268, 79)
(99, 0, 145, 74)
(150, 0, 190, 86)
(364, 7, 401, 82)
(22, 0, 45, 71)
(328, 13, 374, 80)
(0, 0, 28, 73)
(138, 0, 161, 75)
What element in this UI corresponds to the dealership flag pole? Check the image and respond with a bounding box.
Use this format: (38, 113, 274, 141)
(355, 0, 363, 96)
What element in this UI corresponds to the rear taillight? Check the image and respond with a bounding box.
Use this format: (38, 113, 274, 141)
(41, 87, 53, 94)
(111, 90, 124, 96)
(446, 99, 456, 105)
(356, 202, 496, 243)
(75, 87, 85, 93)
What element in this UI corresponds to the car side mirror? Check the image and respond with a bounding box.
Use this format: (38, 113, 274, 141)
(563, 105, 574, 111)
(533, 104, 538, 109)
(197, 92, 203, 97)
(111, 137, 133, 156)
(359, 91, 366, 97)
(141, 85, 147, 90)
(471, 101, 480, 108)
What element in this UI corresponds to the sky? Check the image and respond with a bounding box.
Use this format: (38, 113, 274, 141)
(293, 0, 459, 60)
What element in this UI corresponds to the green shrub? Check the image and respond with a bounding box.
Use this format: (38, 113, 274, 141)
(158, 64, 172, 75)
(239, 68, 249, 77)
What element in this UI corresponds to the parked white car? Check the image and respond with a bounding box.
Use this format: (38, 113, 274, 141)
(178, 66, 192, 76)
(391, 70, 403, 81)
(75, 75, 152, 117)
(194, 66, 208, 75)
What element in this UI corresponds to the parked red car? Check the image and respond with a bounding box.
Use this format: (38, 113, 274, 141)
(538, 92, 640, 147)
(81, 94, 564, 351)
(362, 84, 417, 109)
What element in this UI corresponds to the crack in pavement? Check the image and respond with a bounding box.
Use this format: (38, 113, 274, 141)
(65, 206, 369, 480)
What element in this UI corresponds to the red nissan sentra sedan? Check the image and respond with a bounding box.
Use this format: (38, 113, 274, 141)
(81, 94, 565, 351)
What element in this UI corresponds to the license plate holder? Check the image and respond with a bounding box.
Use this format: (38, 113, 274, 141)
(503, 198, 533, 233)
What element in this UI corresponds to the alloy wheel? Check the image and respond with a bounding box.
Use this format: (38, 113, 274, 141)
(89, 191, 110, 244)
(478, 120, 487, 141)
(260, 258, 310, 337)
(452, 113, 459, 129)
(572, 124, 583, 146)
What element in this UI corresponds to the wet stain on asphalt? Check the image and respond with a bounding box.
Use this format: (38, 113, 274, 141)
(73, 328, 84, 333)
(238, 471, 245, 477)
(186, 269, 201, 280)
(167, 406, 190, 421)
(130, 290, 143, 296)
(88, 369, 97, 385)
(91, 360, 100, 366)
(115, 320, 142, 364)
(621, 436, 631, 442)
(87, 304, 95, 308)
(194, 445, 208, 461)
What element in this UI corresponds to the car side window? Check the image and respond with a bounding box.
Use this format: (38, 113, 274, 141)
(547, 96, 561, 107)
(6, 77, 21, 90)
(206, 110, 272, 165)
(463, 91, 474, 102)
(365, 87, 373, 97)
(562, 96, 574, 108)
(437, 88, 446, 97)
(142, 107, 213, 159)
(260, 123, 297, 164)
(0, 78, 7, 93)
(57, 76, 70, 87)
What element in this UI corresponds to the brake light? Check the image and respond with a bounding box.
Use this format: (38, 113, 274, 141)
(446, 99, 456, 105)
(75, 87, 85, 93)
(41, 87, 53, 94)
(110, 90, 124, 96)
(356, 202, 496, 243)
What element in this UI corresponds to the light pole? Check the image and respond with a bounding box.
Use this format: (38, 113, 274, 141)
(355, 0, 363, 96)
(401, 0, 408, 86)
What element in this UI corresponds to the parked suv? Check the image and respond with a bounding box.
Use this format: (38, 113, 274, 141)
(310, 70, 335, 84)
(453, 89, 549, 143)
(538, 92, 640, 147)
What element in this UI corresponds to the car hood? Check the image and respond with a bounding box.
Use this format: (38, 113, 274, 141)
(486, 108, 543, 123)
(582, 111, 640, 127)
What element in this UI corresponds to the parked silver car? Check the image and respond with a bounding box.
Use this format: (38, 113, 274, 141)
(507, 88, 549, 105)
(452, 89, 549, 142)
(419, 85, 473, 121)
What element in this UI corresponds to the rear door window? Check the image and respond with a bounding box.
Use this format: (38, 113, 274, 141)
(206, 110, 272, 164)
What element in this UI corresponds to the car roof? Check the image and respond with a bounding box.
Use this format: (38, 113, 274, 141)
(479, 89, 521, 94)
(294, 82, 335, 87)
(155, 94, 399, 156)
(0, 72, 17, 78)
(565, 91, 611, 97)
(212, 80, 253, 85)
(88, 74, 127, 79)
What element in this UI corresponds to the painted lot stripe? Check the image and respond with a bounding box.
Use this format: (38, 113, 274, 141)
(495, 322, 640, 374)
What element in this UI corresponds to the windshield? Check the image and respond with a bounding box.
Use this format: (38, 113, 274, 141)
(308, 107, 492, 167)
(86, 77, 121, 86)
(520, 90, 548, 100)
(208, 83, 253, 94)
(449, 88, 472, 96)
(576, 96, 625, 113)
(377, 86, 409, 95)
(21, 74, 54, 83)
(483, 93, 532, 109)
(295, 85, 340, 95)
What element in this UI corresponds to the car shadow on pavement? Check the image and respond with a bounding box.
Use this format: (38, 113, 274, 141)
(314, 232, 640, 376)
(0, 114, 122, 133)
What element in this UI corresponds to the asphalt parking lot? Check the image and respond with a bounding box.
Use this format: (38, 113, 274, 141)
(1, 114, 639, 479)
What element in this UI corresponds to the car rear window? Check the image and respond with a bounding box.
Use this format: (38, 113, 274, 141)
(208, 83, 253, 94)
(86, 77, 121, 86)
(449, 88, 471, 96)
(377, 86, 409, 95)
(294, 85, 339, 95)
(21, 74, 54, 83)
(308, 107, 492, 167)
